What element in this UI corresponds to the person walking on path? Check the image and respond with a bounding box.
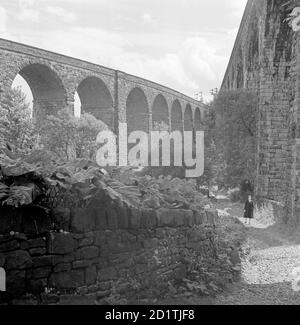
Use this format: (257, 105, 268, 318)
(244, 194, 254, 225)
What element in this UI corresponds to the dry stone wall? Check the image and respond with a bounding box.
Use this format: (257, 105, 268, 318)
(0, 196, 218, 304)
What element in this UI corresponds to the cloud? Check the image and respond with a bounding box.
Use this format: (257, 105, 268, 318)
(19, 0, 36, 7)
(45, 6, 77, 22)
(18, 0, 40, 22)
(18, 9, 40, 22)
(0, 7, 7, 33)
(8, 24, 229, 100)
(230, 0, 248, 17)
(3, 0, 248, 101)
(142, 13, 154, 25)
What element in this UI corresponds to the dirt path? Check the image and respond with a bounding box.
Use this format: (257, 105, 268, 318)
(214, 201, 300, 305)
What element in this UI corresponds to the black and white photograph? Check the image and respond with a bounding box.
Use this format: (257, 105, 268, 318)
(0, 0, 300, 310)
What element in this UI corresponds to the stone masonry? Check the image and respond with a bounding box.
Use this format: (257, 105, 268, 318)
(221, 0, 300, 225)
(0, 38, 206, 134)
(0, 189, 218, 304)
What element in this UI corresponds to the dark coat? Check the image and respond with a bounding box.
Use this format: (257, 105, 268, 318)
(244, 200, 254, 219)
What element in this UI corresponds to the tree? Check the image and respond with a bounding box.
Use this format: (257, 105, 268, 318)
(74, 112, 109, 160)
(0, 88, 38, 155)
(39, 108, 108, 161)
(210, 89, 258, 188)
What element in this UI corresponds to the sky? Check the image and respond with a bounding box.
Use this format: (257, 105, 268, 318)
(0, 0, 247, 104)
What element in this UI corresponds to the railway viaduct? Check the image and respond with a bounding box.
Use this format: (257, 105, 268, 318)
(221, 0, 300, 225)
(0, 38, 206, 135)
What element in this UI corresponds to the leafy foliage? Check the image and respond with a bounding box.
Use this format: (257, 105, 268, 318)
(110, 168, 210, 210)
(0, 88, 39, 155)
(0, 149, 52, 208)
(39, 108, 108, 162)
(206, 89, 258, 188)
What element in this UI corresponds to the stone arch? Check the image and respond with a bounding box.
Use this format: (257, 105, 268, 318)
(76, 76, 114, 128)
(171, 100, 183, 132)
(194, 107, 202, 131)
(152, 94, 169, 131)
(126, 87, 149, 134)
(184, 104, 193, 131)
(15, 63, 67, 119)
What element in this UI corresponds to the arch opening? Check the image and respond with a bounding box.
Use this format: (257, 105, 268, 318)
(184, 104, 193, 132)
(12, 74, 34, 117)
(152, 94, 169, 131)
(76, 76, 114, 128)
(194, 107, 202, 131)
(126, 87, 149, 134)
(171, 100, 183, 132)
(14, 63, 67, 119)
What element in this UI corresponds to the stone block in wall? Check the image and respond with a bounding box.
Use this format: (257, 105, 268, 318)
(194, 211, 205, 225)
(52, 207, 71, 232)
(205, 209, 218, 225)
(141, 209, 157, 229)
(72, 260, 94, 269)
(86, 265, 97, 286)
(47, 233, 77, 255)
(94, 207, 107, 230)
(128, 208, 141, 229)
(11, 295, 38, 306)
(183, 210, 194, 226)
(172, 210, 186, 227)
(0, 233, 26, 243)
(157, 209, 175, 227)
(29, 247, 47, 256)
(94, 231, 106, 246)
(27, 278, 48, 295)
(71, 208, 97, 233)
(21, 237, 46, 250)
(32, 256, 53, 268)
(20, 206, 51, 235)
(109, 255, 134, 269)
(87, 188, 106, 209)
(98, 267, 117, 281)
(0, 253, 5, 267)
(87, 189, 108, 230)
(0, 239, 20, 252)
(27, 267, 52, 279)
(53, 263, 72, 273)
(6, 270, 26, 296)
(142, 238, 159, 250)
(76, 246, 99, 260)
(0, 212, 12, 235)
(59, 294, 97, 305)
(78, 236, 94, 248)
(116, 204, 129, 229)
(5, 250, 32, 270)
(108, 242, 129, 254)
(105, 203, 118, 230)
(49, 269, 85, 289)
(51, 253, 75, 266)
(0, 207, 22, 234)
